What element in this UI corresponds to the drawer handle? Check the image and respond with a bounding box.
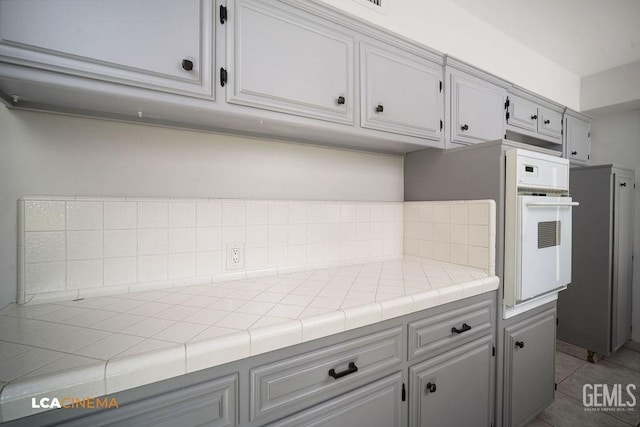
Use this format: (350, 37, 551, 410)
(328, 362, 358, 379)
(571, 151, 577, 155)
(451, 323, 472, 334)
(515, 341, 525, 349)
(426, 382, 437, 393)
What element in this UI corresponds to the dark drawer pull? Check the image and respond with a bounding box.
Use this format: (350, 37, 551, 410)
(451, 323, 471, 334)
(515, 341, 525, 349)
(531, 114, 538, 120)
(544, 119, 551, 124)
(182, 59, 194, 71)
(426, 382, 437, 393)
(375, 104, 384, 113)
(337, 96, 345, 105)
(571, 151, 577, 155)
(461, 124, 469, 131)
(329, 362, 358, 379)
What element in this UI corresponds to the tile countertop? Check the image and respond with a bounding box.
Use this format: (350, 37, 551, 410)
(0, 257, 499, 422)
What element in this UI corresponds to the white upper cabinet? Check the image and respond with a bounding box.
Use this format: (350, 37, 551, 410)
(506, 91, 564, 145)
(446, 64, 508, 146)
(361, 42, 442, 140)
(564, 111, 591, 164)
(226, 0, 354, 124)
(0, 0, 214, 97)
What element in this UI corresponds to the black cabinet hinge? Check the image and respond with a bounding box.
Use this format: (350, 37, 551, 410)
(506, 111, 510, 121)
(556, 318, 559, 326)
(588, 132, 591, 138)
(440, 120, 443, 131)
(505, 97, 510, 109)
(439, 81, 442, 93)
(492, 346, 495, 356)
(220, 5, 228, 24)
(402, 383, 406, 401)
(588, 154, 590, 160)
(555, 383, 558, 391)
(220, 67, 228, 87)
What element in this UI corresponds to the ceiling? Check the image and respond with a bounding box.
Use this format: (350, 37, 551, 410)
(446, 0, 640, 77)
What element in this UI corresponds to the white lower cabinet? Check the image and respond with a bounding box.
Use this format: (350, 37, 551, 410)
(409, 336, 493, 427)
(503, 307, 556, 427)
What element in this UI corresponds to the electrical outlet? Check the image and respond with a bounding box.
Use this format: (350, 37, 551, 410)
(226, 242, 244, 270)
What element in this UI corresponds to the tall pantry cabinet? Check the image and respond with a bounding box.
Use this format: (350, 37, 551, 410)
(557, 165, 635, 358)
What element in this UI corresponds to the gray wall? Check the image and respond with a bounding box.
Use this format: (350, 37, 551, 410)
(589, 109, 640, 341)
(0, 107, 404, 309)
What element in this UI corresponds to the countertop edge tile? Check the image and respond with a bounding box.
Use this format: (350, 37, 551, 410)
(186, 331, 251, 374)
(248, 320, 303, 357)
(300, 311, 346, 343)
(105, 344, 185, 395)
(0, 361, 106, 423)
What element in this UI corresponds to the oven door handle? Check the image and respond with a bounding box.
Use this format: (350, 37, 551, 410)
(526, 201, 580, 207)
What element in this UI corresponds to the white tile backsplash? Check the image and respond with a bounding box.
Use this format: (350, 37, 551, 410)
(19, 197, 405, 302)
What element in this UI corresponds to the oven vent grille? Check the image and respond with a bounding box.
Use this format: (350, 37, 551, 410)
(538, 221, 561, 249)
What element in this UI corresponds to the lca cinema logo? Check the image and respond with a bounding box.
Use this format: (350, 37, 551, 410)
(31, 396, 119, 410)
(583, 384, 637, 412)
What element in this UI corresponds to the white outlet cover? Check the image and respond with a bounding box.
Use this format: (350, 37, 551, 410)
(226, 242, 244, 270)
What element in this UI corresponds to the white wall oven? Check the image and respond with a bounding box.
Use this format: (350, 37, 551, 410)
(504, 149, 577, 318)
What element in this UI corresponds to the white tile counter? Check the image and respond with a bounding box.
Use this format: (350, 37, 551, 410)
(0, 257, 498, 421)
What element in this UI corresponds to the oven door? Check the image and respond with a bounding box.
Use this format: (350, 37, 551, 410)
(517, 195, 577, 302)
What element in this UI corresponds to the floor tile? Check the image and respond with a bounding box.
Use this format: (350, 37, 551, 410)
(538, 392, 626, 427)
(603, 348, 640, 372)
(555, 350, 587, 383)
(576, 360, 640, 391)
(622, 340, 640, 353)
(525, 417, 552, 427)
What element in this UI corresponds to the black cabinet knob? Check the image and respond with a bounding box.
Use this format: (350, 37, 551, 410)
(375, 104, 384, 113)
(544, 119, 551, 124)
(571, 151, 577, 155)
(461, 124, 469, 131)
(531, 115, 538, 120)
(515, 341, 525, 349)
(182, 59, 194, 71)
(621, 182, 627, 187)
(337, 96, 345, 105)
(426, 383, 437, 393)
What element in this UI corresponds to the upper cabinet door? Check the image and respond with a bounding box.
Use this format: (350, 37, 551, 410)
(537, 106, 562, 140)
(0, 0, 213, 97)
(565, 116, 591, 163)
(506, 95, 538, 133)
(450, 71, 506, 145)
(227, 0, 354, 124)
(361, 42, 442, 140)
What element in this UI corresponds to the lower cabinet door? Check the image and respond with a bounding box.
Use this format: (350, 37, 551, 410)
(269, 373, 403, 427)
(504, 308, 556, 427)
(409, 335, 493, 427)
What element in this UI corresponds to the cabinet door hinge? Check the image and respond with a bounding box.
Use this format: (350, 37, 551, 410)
(556, 317, 559, 326)
(588, 154, 590, 160)
(588, 132, 591, 138)
(439, 81, 442, 93)
(402, 383, 406, 402)
(220, 67, 228, 87)
(506, 111, 510, 121)
(555, 383, 558, 391)
(440, 119, 443, 131)
(492, 346, 495, 356)
(504, 97, 510, 109)
(219, 5, 228, 24)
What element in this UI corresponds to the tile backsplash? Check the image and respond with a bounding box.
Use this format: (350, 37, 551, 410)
(18, 197, 404, 303)
(403, 200, 496, 274)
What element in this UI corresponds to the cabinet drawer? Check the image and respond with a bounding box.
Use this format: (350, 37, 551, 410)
(408, 298, 493, 361)
(250, 326, 402, 422)
(269, 373, 403, 427)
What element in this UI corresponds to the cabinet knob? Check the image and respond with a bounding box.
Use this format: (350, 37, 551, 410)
(375, 104, 384, 113)
(426, 382, 437, 393)
(182, 59, 194, 71)
(544, 119, 551, 124)
(337, 96, 345, 105)
(515, 341, 525, 349)
(531, 115, 538, 120)
(460, 124, 469, 131)
(571, 151, 577, 156)
(621, 182, 627, 187)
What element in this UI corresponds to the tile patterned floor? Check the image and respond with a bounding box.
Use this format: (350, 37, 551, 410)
(527, 340, 640, 427)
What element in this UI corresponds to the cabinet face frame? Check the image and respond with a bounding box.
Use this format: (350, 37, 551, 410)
(225, 0, 356, 125)
(0, 0, 215, 98)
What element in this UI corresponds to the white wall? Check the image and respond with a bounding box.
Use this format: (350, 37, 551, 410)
(581, 60, 640, 114)
(589, 109, 640, 342)
(0, 107, 404, 309)
(318, 0, 581, 109)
